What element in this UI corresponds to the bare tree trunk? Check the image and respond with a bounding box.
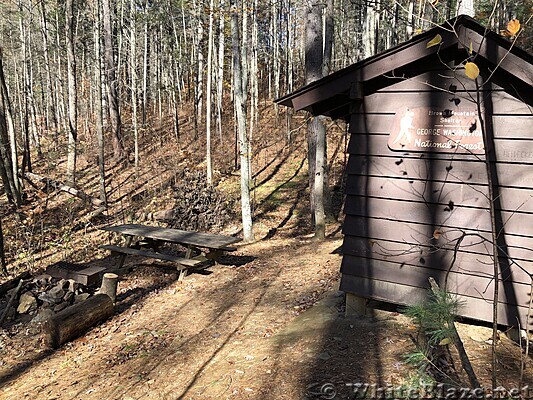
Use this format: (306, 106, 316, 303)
(196, 5, 204, 135)
(39, 0, 58, 135)
(272, 0, 280, 101)
(18, 7, 41, 159)
(142, 0, 149, 126)
(305, 0, 326, 239)
(231, 0, 253, 242)
(102, 0, 124, 160)
(65, 0, 78, 184)
(0, 52, 20, 197)
(0, 49, 22, 207)
(456, 0, 475, 17)
(248, 0, 258, 159)
(0, 219, 6, 275)
(53, 10, 67, 138)
(323, 0, 334, 77)
(206, 0, 215, 185)
(93, 0, 107, 206)
(216, 0, 225, 141)
(130, 0, 139, 175)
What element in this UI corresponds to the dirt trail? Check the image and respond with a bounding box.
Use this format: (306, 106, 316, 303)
(0, 236, 343, 399)
(1, 233, 531, 399)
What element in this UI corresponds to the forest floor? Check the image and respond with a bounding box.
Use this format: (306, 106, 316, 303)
(0, 108, 531, 399)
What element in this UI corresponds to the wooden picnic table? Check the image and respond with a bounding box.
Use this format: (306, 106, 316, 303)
(100, 224, 241, 280)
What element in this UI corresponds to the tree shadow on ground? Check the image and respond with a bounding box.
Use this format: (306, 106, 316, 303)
(0, 253, 255, 389)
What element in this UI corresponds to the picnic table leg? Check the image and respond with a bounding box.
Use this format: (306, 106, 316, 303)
(117, 235, 133, 269)
(185, 245, 193, 259)
(178, 267, 188, 281)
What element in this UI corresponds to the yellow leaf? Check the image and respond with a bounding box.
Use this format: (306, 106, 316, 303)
(426, 34, 442, 48)
(439, 337, 452, 346)
(464, 62, 480, 80)
(507, 19, 521, 36)
(433, 229, 442, 240)
(469, 41, 473, 56)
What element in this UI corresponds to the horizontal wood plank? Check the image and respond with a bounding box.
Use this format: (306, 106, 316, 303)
(342, 215, 533, 262)
(339, 274, 531, 327)
(340, 255, 532, 307)
(355, 91, 532, 115)
(341, 234, 533, 283)
(344, 173, 533, 213)
(343, 197, 533, 237)
(100, 245, 202, 267)
(101, 224, 241, 249)
(347, 134, 533, 164)
(349, 114, 533, 139)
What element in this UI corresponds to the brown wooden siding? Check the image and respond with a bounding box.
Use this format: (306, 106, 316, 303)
(340, 75, 533, 326)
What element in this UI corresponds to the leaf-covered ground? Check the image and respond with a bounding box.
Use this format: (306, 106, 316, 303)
(0, 110, 531, 399)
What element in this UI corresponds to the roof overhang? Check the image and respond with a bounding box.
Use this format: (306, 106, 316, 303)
(276, 15, 533, 120)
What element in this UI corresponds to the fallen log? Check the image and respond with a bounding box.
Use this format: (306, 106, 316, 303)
(0, 271, 31, 297)
(25, 172, 105, 208)
(44, 293, 113, 348)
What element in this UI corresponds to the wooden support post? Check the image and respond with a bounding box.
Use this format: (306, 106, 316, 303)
(178, 268, 188, 282)
(345, 292, 367, 317)
(44, 293, 113, 348)
(99, 273, 119, 303)
(117, 235, 133, 269)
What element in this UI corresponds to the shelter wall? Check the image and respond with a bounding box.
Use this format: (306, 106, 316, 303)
(339, 72, 533, 326)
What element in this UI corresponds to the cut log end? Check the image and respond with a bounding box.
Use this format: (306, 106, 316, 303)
(99, 273, 119, 303)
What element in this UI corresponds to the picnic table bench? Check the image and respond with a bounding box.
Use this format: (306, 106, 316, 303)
(100, 224, 241, 280)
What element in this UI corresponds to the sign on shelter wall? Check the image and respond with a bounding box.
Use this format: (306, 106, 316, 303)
(387, 106, 484, 154)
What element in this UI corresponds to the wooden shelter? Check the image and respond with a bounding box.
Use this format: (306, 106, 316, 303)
(277, 16, 533, 326)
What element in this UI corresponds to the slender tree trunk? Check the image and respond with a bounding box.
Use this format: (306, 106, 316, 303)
(102, 0, 124, 160)
(0, 219, 6, 275)
(39, 0, 58, 135)
(65, 0, 77, 184)
(206, 0, 215, 185)
(231, 0, 253, 242)
(54, 11, 66, 138)
(216, 0, 225, 141)
(272, 0, 280, 101)
(196, 6, 204, 135)
(0, 54, 20, 197)
(323, 0, 334, 76)
(248, 0, 258, 158)
(130, 0, 139, 175)
(142, 0, 149, 126)
(0, 49, 21, 207)
(94, 0, 107, 206)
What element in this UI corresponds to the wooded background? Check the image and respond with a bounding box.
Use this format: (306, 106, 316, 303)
(0, 0, 530, 239)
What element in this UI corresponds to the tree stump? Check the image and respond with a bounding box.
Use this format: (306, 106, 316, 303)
(99, 273, 119, 303)
(44, 294, 113, 348)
